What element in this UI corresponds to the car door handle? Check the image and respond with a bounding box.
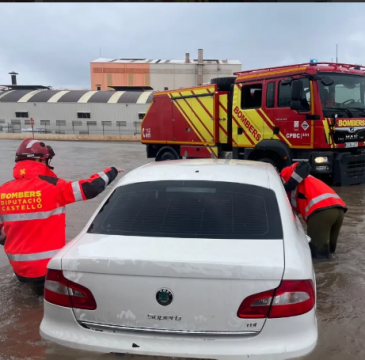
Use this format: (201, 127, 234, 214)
(238, 127, 243, 135)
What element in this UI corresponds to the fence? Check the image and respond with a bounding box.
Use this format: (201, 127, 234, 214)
(0, 123, 142, 136)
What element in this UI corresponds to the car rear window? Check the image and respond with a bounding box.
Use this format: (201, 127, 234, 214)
(87, 180, 283, 240)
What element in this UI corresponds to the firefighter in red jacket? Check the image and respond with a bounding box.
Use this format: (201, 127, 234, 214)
(281, 161, 347, 259)
(0, 139, 123, 293)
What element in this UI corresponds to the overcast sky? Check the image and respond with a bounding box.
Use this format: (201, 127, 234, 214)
(0, 3, 364, 89)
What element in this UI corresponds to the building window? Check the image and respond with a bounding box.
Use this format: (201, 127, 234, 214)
(86, 121, 97, 126)
(102, 121, 112, 126)
(116, 121, 127, 127)
(266, 82, 275, 108)
(138, 113, 146, 120)
(15, 112, 28, 118)
(77, 112, 91, 119)
(56, 120, 67, 126)
(241, 84, 263, 109)
(24, 120, 31, 125)
(72, 121, 82, 127)
(0, 119, 5, 124)
(11, 119, 21, 125)
(40, 120, 50, 126)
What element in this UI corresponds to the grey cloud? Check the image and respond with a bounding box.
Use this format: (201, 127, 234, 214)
(0, 3, 364, 88)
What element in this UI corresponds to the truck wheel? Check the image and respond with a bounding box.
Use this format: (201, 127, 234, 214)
(156, 147, 180, 161)
(259, 156, 283, 171)
(210, 77, 236, 92)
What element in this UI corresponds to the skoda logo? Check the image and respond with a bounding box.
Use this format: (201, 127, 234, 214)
(156, 288, 173, 306)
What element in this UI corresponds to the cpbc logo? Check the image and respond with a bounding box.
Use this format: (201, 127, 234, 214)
(156, 288, 173, 306)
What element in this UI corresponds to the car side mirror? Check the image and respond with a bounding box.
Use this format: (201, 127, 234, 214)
(290, 100, 302, 111)
(306, 235, 311, 243)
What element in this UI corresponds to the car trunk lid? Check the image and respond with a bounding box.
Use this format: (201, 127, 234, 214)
(61, 233, 284, 334)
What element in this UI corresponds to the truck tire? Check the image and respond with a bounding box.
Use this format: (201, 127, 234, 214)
(210, 77, 236, 92)
(156, 146, 180, 162)
(258, 154, 283, 171)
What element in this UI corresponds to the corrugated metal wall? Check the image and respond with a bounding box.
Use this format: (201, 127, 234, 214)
(0, 102, 150, 135)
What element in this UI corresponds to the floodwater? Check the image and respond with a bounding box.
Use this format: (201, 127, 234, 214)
(0, 139, 365, 360)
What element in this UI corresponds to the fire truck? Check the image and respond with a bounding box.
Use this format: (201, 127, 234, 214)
(141, 62, 365, 186)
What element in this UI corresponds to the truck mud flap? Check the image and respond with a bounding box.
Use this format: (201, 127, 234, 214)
(333, 152, 365, 186)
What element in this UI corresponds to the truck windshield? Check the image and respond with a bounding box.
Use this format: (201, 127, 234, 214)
(319, 73, 365, 116)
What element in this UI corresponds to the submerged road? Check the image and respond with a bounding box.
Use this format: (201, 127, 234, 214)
(0, 139, 365, 360)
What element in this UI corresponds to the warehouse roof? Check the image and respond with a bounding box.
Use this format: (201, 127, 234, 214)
(92, 57, 241, 65)
(0, 89, 154, 104)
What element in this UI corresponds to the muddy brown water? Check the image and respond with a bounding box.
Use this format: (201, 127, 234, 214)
(0, 139, 364, 360)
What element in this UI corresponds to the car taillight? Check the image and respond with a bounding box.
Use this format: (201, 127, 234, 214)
(44, 269, 97, 310)
(237, 280, 315, 319)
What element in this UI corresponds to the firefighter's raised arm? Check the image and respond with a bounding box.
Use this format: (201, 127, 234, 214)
(56, 167, 123, 206)
(283, 161, 312, 193)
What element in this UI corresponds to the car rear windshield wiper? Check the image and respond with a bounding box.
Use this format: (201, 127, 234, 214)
(324, 107, 354, 118)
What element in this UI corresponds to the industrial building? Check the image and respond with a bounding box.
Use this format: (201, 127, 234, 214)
(90, 49, 242, 91)
(0, 74, 153, 135)
(0, 89, 152, 135)
(0, 49, 242, 135)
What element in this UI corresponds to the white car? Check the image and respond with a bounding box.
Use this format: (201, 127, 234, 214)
(40, 159, 317, 360)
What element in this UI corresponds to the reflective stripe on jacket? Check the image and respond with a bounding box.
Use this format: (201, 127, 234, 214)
(0, 161, 118, 279)
(280, 162, 347, 221)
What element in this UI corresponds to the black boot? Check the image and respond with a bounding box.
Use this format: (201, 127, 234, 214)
(310, 243, 330, 259)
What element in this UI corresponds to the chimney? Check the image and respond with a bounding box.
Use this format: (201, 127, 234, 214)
(197, 49, 203, 86)
(198, 49, 203, 64)
(185, 53, 190, 63)
(9, 71, 18, 85)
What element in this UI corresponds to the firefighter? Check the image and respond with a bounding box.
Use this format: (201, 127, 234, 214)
(280, 161, 347, 259)
(0, 138, 123, 294)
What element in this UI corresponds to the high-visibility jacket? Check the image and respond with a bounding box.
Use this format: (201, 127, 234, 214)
(0, 161, 118, 280)
(281, 162, 347, 221)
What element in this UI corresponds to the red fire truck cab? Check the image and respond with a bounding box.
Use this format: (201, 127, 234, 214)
(141, 62, 365, 186)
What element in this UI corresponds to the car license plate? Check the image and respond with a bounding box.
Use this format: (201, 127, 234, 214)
(345, 142, 358, 148)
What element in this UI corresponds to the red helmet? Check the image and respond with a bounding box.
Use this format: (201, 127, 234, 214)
(15, 138, 55, 168)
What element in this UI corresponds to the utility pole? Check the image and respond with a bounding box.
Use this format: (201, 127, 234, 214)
(336, 44, 338, 63)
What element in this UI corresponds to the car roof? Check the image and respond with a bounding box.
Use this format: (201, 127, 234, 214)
(117, 159, 277, 189)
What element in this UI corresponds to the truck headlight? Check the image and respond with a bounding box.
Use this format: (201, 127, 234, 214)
(314, 156, 328, 164)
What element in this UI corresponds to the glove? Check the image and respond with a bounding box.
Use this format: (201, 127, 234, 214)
(0, 226, 6, 246)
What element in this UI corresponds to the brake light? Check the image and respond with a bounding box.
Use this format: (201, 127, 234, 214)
(237, 280, 315, 319)
(44, 269, 97, 310)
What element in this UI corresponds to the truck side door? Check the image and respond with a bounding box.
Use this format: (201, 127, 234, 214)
(274, 78, 312, 147)
(231, 82, 264, 148)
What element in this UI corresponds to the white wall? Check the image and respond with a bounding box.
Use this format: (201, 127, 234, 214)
(0, 102, 151, 135)
(150, 63, 242, 91)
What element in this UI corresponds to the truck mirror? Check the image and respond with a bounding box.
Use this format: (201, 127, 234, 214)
(281, 77, 293, 86)
(291, 79, 303, 100)
(320, 76, 334, 87)
(290, 100, 302, 111)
